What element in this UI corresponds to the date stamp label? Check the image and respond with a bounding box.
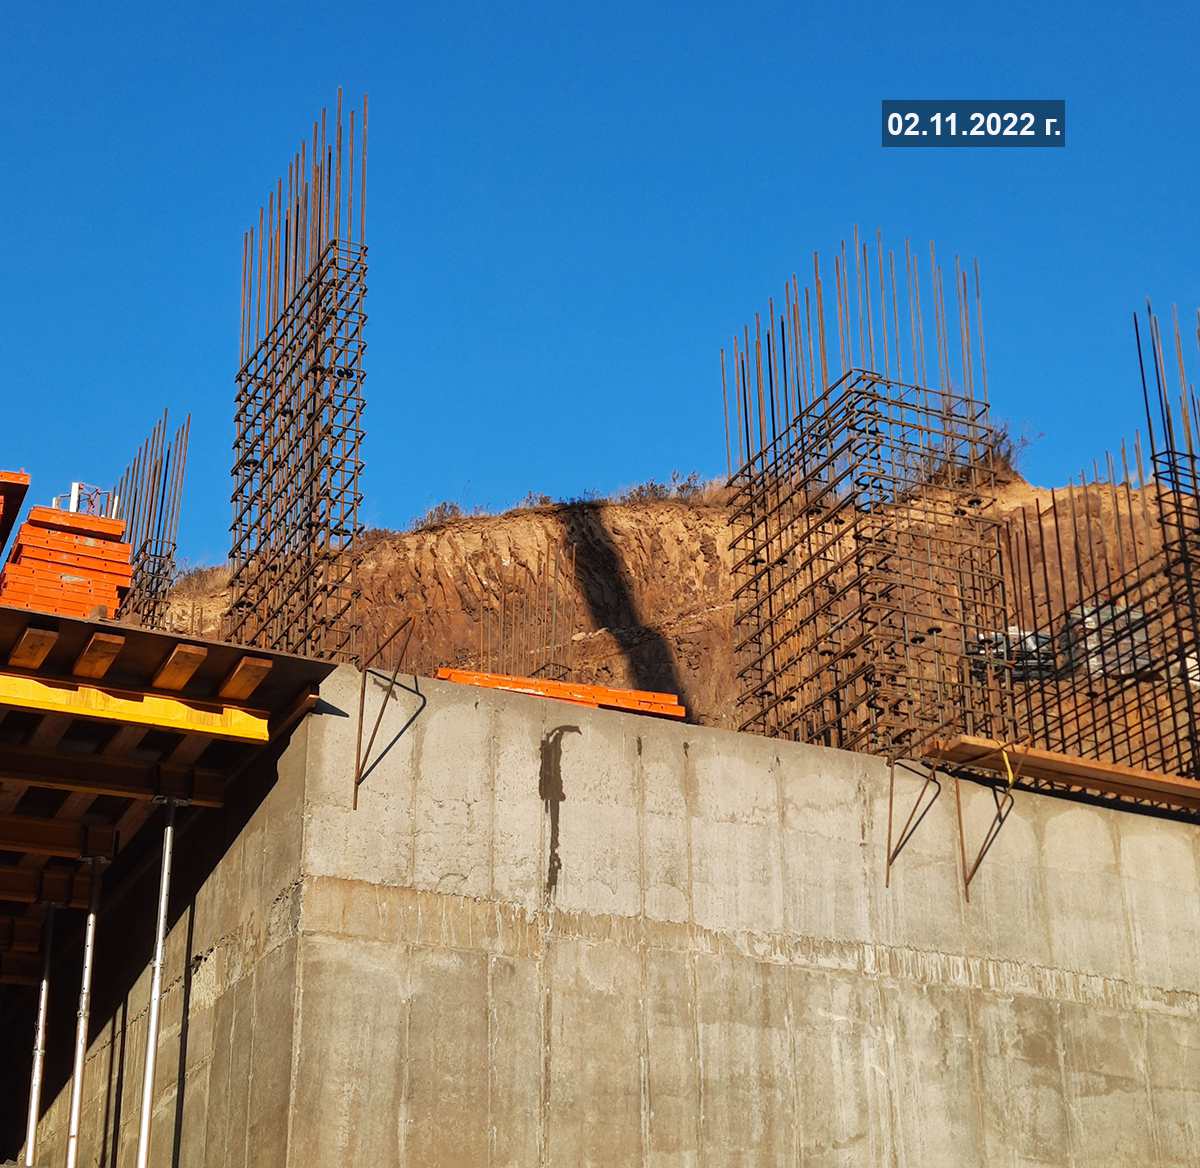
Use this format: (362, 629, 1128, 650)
(882, 100, 1066, 147)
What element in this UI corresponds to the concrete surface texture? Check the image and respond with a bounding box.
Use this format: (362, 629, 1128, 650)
(27, 666, 1200, 1166)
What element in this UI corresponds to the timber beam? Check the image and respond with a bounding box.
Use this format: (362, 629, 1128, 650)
(0, 745, 223, 807)
(0, 866, 92, 908)
(0, 671, 269, 743)
(0, 814, 116, 860)
(0, 953, 39, 986)
(0, 915, 42, 954)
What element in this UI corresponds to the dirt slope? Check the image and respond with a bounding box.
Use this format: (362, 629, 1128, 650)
(167, 475, 1164, 732)
(170, 497, 740, 727)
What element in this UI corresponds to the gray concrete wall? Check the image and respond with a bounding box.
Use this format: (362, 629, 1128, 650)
(28, 717, 310, 1168)
(31, 666, 1200, 1166)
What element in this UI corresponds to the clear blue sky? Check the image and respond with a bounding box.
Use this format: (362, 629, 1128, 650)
(1, 1, 1196, 564)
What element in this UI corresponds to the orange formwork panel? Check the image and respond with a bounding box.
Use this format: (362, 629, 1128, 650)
(23, 506, 126, 539)
(5, 552, 133, 587)
(15, 530, 133, 564)
(0, 471, 30, 557)
(0, 505, 131, 619)
(435, 667, 687, 719)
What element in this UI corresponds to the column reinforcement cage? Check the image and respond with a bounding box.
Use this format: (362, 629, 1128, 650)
(112, 412, 191, 631)
(222, 91, 367, 663)
(730, 367, 1013, 759)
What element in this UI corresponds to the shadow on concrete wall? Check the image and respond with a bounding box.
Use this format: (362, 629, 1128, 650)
(98, 995, 127, 1167)
(558, 503, 692, 712)
(539, 725, 580, 903)
(0, 744, 287, 1161)
(170, 901, 196, 1168)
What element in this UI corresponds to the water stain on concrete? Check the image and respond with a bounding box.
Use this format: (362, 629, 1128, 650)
(539, 725, 581, 901)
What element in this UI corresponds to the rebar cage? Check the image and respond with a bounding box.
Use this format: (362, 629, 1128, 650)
(991, 307, 1200, 788)
(724, 230, 1008, 762)
(725, 237, 1200, 804)
(112, 412, 191, 631)
(731, 368, 1012, 758)
(222, 91, 368, 663)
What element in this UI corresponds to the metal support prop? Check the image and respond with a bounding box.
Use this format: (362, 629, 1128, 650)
(23, 906, 54, 1168)
(65, 863, 102, 1168)
(135, 799, 176, 1168)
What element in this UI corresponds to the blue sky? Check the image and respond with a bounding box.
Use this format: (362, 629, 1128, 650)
(1, 1, 1196, 563)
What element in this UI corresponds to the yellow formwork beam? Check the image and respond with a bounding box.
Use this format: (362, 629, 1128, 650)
(0, 672, 269, 743)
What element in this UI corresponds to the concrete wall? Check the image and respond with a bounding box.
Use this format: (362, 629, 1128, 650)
(30, 666, 1200, 1166)
(27, 716, 310, 1168)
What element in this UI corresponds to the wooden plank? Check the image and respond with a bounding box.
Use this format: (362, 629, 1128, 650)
(18, 793, 94, 870)
(114, 801, 154, 850)
(152, 644, 208, 691)
(219, 656, 273, 701)
(7, 627, 58, 670)
(72, 633, 126, 680)
(167, 734, 213, 767)
(103, 725, 149, 758)
(27, 714, 72, 752)
(0, 814, 115, 859)
(0, 782, 28, 815)
(0, 673, 270, 743)
(926, 735, 1200, 810)
(112, 733, 217, 851)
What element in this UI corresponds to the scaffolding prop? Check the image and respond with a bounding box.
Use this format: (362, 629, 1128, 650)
(21, 908, 53, 1168)
(222, 90, 368, 664)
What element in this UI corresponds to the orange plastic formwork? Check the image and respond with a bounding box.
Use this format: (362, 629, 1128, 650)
(435, 667, 686, 719)
(0, 505, 131, 620)
(0, 471, 30, 557)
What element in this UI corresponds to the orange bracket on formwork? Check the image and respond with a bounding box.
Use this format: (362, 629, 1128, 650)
(0, 506, 131, 620)
(0, 472, 30, 558)
(435, 667, 687, 719)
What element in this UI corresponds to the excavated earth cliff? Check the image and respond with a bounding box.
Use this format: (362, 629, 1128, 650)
(169, 496, 740, 727)
(166, 476, 1161, 732)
